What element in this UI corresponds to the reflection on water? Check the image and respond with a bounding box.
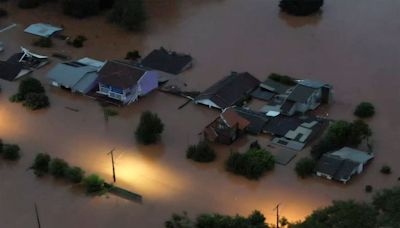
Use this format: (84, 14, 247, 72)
(1, 0, 400, 227)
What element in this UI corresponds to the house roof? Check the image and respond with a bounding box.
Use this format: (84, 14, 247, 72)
(298, 79, 331, 89)
(98, 61, 147, 89)
(24, 23, 62, 37)
(141, 47, 193, 75)
(316, 154, 360, 182)
(221, 108, 250, 130)
(331, 147, 374, 164)
(195, 72, 260, 109)
(281, 100, 296, 114)
(0, 61, 25, 81)
(287, 84, 317, 103)
(77, 57, 105, 69)
(251, 87, 275, 101)
(47, 63, 97, 90)
(234, 107, 269, 134)
(260, 79, 293, 94)
(264, 115, 303, 137)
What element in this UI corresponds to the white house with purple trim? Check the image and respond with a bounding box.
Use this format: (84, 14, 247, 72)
(97, 60, 159, 105)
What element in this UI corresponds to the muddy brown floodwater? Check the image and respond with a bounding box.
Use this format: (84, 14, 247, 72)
(1, 0, 400, 227)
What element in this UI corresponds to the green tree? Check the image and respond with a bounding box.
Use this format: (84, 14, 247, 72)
(279, 0, 324, 16)
(354, 102, 375, 118)
(49, 158, 69, 178)
(32, 153, 51, 176)
(291, 201, 378, 228)
(15, 77, 45, 101)
(23, 93, 50, 110)
(135, 111, 164, 144)
(373, 187, 400, 227)
(66, 166, 85, 183)
(109, 0, 147, 31)
(2, 144, 21, 161)
(62, 0, 100, 18)
(83, 174, 105, 193)
(186, 141, 216, 163)
(164, 211, 194, 228)
(295, 157, 316, 178)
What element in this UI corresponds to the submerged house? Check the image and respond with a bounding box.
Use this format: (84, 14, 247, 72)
(47, 62, 99, 94)
(97, 61, 159, 105)
(281, 80, 332, 116)
(24, 23, 63, 38)
(195, 72, 260, 110)
(204, 107, 250, 144)
(315, 147, 374, 184)
(141, 47, 193, 75)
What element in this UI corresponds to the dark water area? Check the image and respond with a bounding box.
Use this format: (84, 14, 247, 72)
(0, 0, 400, 227)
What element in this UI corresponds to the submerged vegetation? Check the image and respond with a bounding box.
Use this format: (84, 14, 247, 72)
(109, 0, 147, 31)
(135, 111, 164, 145)
(186, 141, 216, 163)
(354, 102, 375, 118)
(295, 157, 316, 178)
(10, 77, 50, 110)
(279, 0, 324, 16)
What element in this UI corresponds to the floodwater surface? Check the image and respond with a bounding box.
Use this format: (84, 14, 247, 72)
(0, 0, 400, 227)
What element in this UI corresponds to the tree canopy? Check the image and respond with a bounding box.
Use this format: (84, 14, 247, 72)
(135, 111, 164, 144)
(279, 0, 324, 16)
(354, 102, 375, 118)
(109, 0, 147, 31)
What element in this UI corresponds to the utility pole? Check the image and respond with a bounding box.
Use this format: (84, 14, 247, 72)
(107, 148, 116, 183)
(273, 203, 281, 228)
(34, 203, 41, 228)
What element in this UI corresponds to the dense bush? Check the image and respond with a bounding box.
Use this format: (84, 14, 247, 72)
(66, 166, 85, 183)
(354, 102, 375, 118)
(15, 77, 45, 100)
(2, 144, 21, 161)
(18, 0, 41, 9)
(67, 35, 87, 48)
(295, 157, 316, 178)
(125, 50, 141, 61)
(49, 158, 69, 178)
(268, 73, 296, 86)
(380, 165, 391, 175)
(32, 153, 51, 176)
(0, 8, 8, 17)
(373, 187, 400, 227)
(279, 0, 324, 16)
(109, 0, 147, 31)
(83, 174, 105, 193)
(186, 141, 216, 163)
(33, 37, 53, 48)
(62, 0, 100, 18)
(23, 93, 50, 110)
(135, 111, 164, 144)
(226, 148, 275, 180)
(311, 120, 371, 159)
(365, 185, 373, 193)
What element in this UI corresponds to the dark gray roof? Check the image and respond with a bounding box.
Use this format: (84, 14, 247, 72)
(260, 79, 293, 94)
(0, 61, 24, 81)
(141, 47, 192, 75)
(287, 84, 317, 103)
(234, 107, 269, 134)
(316, 154, 360, 182)
(251, 87, 275, 101)
(195, 72, 260, 109)
(98, 61, 146, 89)
(334, 159, 359, 181)
(281, 100, 295, 114)
(263, 115, 303, 136)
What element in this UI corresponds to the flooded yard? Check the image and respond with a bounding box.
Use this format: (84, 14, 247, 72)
(0, 0, 400, 227)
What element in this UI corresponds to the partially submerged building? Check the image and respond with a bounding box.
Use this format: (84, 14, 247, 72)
(24, 23, 63, 38)
(195, 72, 260, 110)
(47, 62, 99, 94)
(204, 107, 250, 144)
(97, 61, 159, 105)
(315, 147, 374, 184)
(141, 47, 193, 75)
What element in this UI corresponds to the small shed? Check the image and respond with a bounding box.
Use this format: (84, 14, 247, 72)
(24, 23, 63, 38)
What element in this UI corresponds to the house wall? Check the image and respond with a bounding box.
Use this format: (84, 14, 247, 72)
(98, 83, 136, 102)
(138, 71, 159, 95)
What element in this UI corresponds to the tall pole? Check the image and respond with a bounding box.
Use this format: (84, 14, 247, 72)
(34, 203, 41, 228)
(273, 203, 281, 228)
(108, 148, 116, 183)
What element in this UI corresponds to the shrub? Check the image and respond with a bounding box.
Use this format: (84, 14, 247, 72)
(0, 8, 8, 17)
(32, 153, 51, 176)
(67, 35, 87, 48)
(196, 210, 268, 228)
(354, 102, 375, 118)
(33, 37, 53, 48)
(23, 93, 50, 110)
(365, 185, 373, 193)
(66, 166, 85, 183)
(109, 0, 147, 31)
(380, 165, 392, 175)
(2, 144, 21, 161)
(62, 0, 100, 18)
(49, 158, 69, 178)
(83, 174, 105, 193)
(0, 139, 3, 153)
(226, 148, 275, 180)
(186, 141, 216, 163)
(295, 157, 316, 178)
(125, 50, 141, 61)
(279, 0, 324, 16)
(135, 111, 164, 144)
